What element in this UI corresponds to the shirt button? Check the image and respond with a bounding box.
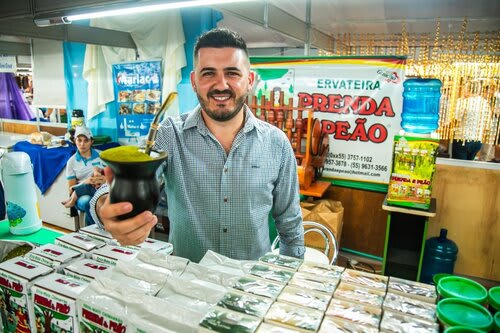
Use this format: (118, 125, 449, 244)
(223, 197, 228, 202)
(224, 168, 228, 173)
(223, 228, 228, 233)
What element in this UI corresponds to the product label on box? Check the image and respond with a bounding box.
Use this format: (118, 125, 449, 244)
(80, 303, 127, 333)
(32, 273, 88, 333)
(387, 136, 439, 209)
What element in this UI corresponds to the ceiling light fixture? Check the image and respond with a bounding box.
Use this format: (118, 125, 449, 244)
(65, 0, 254, 22)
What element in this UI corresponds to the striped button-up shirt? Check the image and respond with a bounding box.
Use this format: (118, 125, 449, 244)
(90, 106, 304, 262)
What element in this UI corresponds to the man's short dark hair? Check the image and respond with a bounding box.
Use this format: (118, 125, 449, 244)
(194, 28, 249, 63)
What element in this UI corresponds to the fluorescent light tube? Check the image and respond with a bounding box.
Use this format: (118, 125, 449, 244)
(65, 0, 254, 22)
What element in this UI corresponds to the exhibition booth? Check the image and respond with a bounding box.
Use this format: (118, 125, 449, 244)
(0, 1, 498, 332)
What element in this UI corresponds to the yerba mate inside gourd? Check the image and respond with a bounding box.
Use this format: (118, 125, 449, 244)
(100, 146, 155, 162)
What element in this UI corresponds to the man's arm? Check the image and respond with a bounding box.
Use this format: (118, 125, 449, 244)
(272, 137, 305, 259)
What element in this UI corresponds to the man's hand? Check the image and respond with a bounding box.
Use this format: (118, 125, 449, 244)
(96, 166, 157, 246)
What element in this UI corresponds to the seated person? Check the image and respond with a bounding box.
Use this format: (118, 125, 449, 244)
(63, 126, 106, 225)
(62, 166, 103, 208)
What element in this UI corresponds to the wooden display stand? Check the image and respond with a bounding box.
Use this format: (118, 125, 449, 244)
(382, 195, 436, 281)
(247, 92, 330, 197)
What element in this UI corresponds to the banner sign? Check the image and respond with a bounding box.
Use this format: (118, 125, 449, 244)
(251, 57, 405, 186)
(0, 55, 16, 73)
(112, 60, 162, 143)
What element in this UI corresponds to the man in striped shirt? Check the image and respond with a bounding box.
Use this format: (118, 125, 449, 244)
(90, 28, 304, 262)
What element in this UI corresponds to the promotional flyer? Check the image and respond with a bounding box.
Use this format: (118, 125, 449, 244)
(251, 57, 405, 188)
(112, 60, 162, 144)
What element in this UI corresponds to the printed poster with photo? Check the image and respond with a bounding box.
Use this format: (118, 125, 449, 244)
(112, 60, 162, 143)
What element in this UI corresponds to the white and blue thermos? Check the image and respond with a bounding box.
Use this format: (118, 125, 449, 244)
(0, 151, 42, 235)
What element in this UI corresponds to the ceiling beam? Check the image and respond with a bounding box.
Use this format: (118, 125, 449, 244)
(0, 41, 31, 56)
(215, 2, 334, 52)
(0, 18, 136, 49)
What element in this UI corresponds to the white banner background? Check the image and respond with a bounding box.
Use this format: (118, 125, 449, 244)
(252, 57, 405, 185)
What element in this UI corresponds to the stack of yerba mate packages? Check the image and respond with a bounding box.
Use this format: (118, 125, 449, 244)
(0, 225, 174, 333)
(199, 252, 439, 333)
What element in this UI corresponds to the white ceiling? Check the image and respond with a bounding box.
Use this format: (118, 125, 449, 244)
(0, 0, 498, 52)
(218, 0, 500, 49)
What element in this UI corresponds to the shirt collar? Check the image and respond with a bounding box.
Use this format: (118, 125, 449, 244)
(184, 105, 260, 135)
(75, 148, 99, 162)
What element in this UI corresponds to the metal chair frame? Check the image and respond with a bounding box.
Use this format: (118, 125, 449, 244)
(271, 220, 339, 265)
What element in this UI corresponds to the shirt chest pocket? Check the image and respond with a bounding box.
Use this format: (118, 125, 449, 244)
(243, 158, 278, 194)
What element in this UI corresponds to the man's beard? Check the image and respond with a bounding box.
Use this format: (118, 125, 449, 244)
(197, 90, 247, 122)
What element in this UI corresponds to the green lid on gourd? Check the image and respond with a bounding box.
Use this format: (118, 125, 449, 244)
(489, 286, 500, 312)
(444, 326, 487, 333)
(437, 298, 492, 331)
(437, 276, 488, 303)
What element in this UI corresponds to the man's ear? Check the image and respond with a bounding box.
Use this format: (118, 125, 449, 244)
(248, 71, 255, 91)
(190, 71, 196, 92)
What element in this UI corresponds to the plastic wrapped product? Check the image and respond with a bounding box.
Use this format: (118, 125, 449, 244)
(380, 310, 439, 333)
(325, 298, 382, 327)
(55, 232, 106, 256)
(217, 290, 273, 317)
(111, 259, 171, 295)
(125, 237, 173, 256)
(298, 262, 344, 279)
(259, 253, 304, 271)
(156, 276, 227, 314)
(63, 258, 114, 283)
(91, 244, 139, 266)
(135, 250, 189, 276)
(334, 282, 385, 308)
(78, 224, 114, 243)
(278, 285, 332, 311)
(318, 316, 379, 333)
(200, 250, 257, 276)
(264, 301, 324, 332)
(289, 272, 339, 295)
(182, 262, 242, 287)
(341, 268, 388, 291)
(231, 275, 285, 300)
(31, 273, 89, 333)
(77, 277, 134, 333)
(249, 263, 295, 284)
(199, 306, 261, 333)
(256, 323, 302, 332)
(25, 243, 82, 272)
(383, 292, 437, 322)
(127, 293, 206, 333)
(388, 276, 437, 303)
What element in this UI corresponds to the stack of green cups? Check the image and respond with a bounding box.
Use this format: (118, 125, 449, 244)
(437, 276, 488, 304)
(489, 286, 500, 333)
(444, 326, 488, 333)
(437, 276, 492, 331)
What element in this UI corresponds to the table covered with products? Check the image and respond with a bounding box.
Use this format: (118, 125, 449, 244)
(0, 224, 496, 333)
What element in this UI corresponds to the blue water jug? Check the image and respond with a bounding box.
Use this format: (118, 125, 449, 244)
(420, 228, 458, 284)
(401, 78, 442, 134)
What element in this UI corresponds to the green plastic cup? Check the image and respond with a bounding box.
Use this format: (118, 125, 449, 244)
(494, 312, 500, 333)
(489, 286, 500, 313)
(434, 273, 452, 286)
(444, 326, 487, 333)
(437, 298, 493, 332)
(437, 276, 488, 304)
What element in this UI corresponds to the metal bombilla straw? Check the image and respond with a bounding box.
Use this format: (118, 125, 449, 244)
(144, 92, 178, 155)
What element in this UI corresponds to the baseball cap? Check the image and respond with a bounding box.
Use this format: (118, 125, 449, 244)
(74, 126, 93, 139)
